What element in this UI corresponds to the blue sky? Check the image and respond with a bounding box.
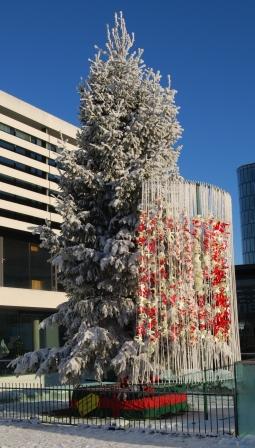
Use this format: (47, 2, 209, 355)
(1, 0, 255, 263)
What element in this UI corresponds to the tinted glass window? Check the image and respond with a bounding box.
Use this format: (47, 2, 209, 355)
(30, 243, 52, 290)
(0, 139, 14, 151)
(3, 237, 57, 291)
(48, 173, 59, 183)
(0, 123, 15, 135)
(48, 158, 57, 167)
(16, 146, 26, 156)
(3, 238, 30, 288)
(15, 129, 30, 142)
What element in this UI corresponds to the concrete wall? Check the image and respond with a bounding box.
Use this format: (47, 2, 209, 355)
(0, 287, 67, 309)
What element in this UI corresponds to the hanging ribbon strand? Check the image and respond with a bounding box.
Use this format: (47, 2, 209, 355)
(134, 178, 240, 384)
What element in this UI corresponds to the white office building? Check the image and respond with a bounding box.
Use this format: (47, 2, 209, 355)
(0, 91, 77, 363)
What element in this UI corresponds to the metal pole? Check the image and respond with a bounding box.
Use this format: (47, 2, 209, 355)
(203, 367, 209, 420)
(196, 186, 209, 420)
(0, 237, 4, 286)
(234, 362, 239, 436)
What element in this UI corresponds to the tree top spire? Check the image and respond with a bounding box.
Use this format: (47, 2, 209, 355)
(106, 11, 135, 59)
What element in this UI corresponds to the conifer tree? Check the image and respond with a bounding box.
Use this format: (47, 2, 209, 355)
(12, 12, 182, 383)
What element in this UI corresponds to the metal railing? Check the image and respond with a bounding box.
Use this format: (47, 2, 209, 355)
(0, 382, 236, 436)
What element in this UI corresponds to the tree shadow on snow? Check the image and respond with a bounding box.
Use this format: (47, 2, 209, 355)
(0, 419, 210, 447)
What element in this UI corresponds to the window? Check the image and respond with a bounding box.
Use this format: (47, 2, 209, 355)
(30, 167, 44, 178)
(0, 209, 61, 229)
(0, 208, 46, 226)
(0, 309, 54, 358)
(48, 158, 57, 167)
(0, 139, 14, 151)
(47, 143, 57, 152)
(0, 123, 9, 133)
(3, 238, 30, 288)
(0, 123, 15, 135)
(30, 243, 40, 253)
(39, 139, 46, 148)
(31, 279, 44, 290)
(15, 146, 26, 156)
(49, 205, 56, 213)
(0, 173, 47, 195)
(30, 242, 52, 290)
(3, 237, 56, 291)
(48, 173, 59, 183)
(0, 155, 47, 178)
(31, 136, 45, 148)
(0, 156, 14, 167)
(30, 151, 44, 162)
(15, 129, 30, 142)
(0, 123, 48, 149)
(16, 162, 26, 171)
(0, 191, 48, 211)
(0, 138, 46, 163)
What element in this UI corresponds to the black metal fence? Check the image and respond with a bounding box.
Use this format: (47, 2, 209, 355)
(0, 383, 237, 436)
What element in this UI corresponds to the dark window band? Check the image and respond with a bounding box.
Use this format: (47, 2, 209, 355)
(0, 122, 58, 152)
(0, 155, 46, 178)
(0, 191, 57, 213)
(0, 208, 60, 229)
(0, 173, 47, 195)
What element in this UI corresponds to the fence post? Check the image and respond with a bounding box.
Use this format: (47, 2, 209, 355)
(203, 368, 208, 420)
(68, 384, 72, 425)
(234, 363, 239, 436)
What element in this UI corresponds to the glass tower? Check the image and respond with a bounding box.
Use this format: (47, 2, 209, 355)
(237, 163, 255, 264)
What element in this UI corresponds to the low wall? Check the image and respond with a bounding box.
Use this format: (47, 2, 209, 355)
(0, 374, 44, 386)
(0, 373, 61, 386)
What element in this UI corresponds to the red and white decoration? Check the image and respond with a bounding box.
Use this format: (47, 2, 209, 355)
(134, 179, 240, 383)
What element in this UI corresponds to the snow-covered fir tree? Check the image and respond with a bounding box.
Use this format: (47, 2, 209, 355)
(11, 12, 182, 383)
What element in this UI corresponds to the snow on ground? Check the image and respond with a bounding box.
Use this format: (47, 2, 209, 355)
(0, 420, 253, 448)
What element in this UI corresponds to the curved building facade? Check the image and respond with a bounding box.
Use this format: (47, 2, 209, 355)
(237, 163, 255, 264)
